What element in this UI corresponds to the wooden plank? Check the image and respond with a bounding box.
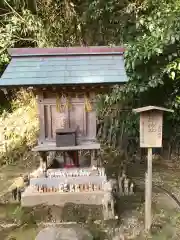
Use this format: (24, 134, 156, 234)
(42, 88, 111, 99)
(38, 137, 97, 143)
(32, 142, 101, 152)
(42, 95, 97, 105)
(43, 97, 91, 104)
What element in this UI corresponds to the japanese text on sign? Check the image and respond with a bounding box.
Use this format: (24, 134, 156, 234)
(140, 111, 163, 148)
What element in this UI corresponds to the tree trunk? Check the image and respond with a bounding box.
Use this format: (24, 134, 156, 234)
(26, 0, 37, 14)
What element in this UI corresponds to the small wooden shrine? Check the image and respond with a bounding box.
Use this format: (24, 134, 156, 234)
(0, 47, 127, 217)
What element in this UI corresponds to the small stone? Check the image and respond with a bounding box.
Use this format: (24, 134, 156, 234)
(35, 226, 93, 240)
(112, 234, 125, 240)
(94, 220, 101, 224)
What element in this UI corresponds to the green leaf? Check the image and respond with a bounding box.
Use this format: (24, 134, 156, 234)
(178, 63, 180, 71)
(149, 24, 154, 32)
(170, 71, 176, 80)
(156, 48, 163, 54)
(139, 18, 144, 25)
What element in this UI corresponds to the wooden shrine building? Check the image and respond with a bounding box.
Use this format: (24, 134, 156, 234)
(0, 46, 128, 171)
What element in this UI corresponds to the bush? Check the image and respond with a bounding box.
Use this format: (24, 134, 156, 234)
(0, 90, 39, 165)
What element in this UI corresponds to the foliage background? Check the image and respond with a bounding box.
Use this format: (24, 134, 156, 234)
(0, 0, 179, 164)
(0, 3, 179, 240)
(0, 90, 38, 165)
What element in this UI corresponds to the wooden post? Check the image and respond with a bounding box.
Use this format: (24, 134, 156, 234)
(91, 150, 97, 166)
(39, 152, 48, 178)
(145, 147, 152, 231)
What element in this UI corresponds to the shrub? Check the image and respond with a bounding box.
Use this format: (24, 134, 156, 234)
(0, 90, 39, 165)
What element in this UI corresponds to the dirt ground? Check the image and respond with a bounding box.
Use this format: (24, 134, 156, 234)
(0, 154, 39, 201)
(0, 158, 180, 239)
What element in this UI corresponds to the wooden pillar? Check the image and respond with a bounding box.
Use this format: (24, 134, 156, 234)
(97, 149, 103, 167)
(66, 151, 79, 167)
(91, 150, 97, 166)
(39, 152, 48, 178)
(145, 147, 152, 231)
(36, 92, 45, 145)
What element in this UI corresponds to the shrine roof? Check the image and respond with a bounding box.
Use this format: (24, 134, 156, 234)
(0, 46, 128, 87)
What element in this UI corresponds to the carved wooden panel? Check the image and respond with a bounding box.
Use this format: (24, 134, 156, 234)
(38, 95, 97, 142)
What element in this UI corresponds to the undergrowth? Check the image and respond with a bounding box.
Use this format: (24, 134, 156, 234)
(0, 90, 39, 165)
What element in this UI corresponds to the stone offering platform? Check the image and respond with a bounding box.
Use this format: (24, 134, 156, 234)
(21, 187, 105, 207)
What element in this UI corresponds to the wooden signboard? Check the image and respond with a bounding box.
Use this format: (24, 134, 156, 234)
(133, 106, 173, 232)
(140, 111, 163, 148)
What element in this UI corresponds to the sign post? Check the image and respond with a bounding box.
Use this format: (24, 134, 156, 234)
(133, 106, 173, 231)
(145, 147, 152, 231)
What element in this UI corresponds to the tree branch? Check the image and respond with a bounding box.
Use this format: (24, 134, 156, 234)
(3, 0, 25, 22)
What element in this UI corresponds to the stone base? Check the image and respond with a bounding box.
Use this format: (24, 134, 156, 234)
(21, 187, 105, 207)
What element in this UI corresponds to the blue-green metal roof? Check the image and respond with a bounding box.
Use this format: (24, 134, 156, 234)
(0, 47, 128, 87)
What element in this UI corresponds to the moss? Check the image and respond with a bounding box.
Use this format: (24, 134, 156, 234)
(5, 225, 38, 240)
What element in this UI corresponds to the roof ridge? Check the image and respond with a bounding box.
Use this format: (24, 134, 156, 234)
(8, 46, 125, 57)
